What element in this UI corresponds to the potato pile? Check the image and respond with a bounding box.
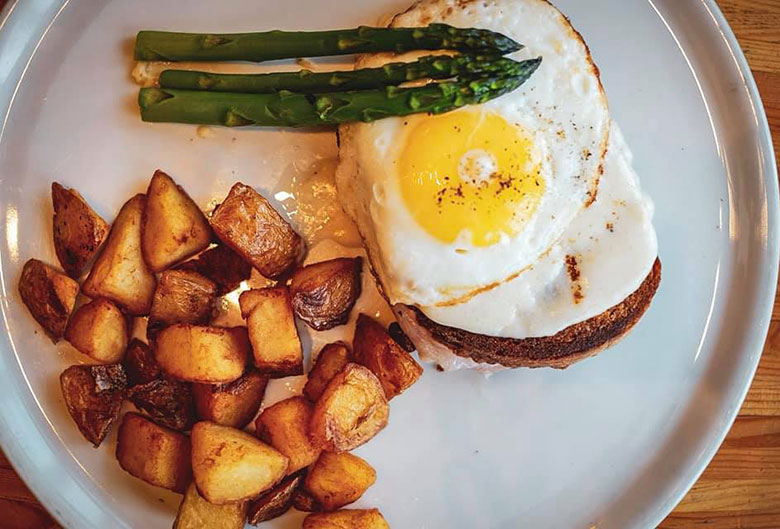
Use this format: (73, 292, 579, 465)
(19, 170, 424, 528)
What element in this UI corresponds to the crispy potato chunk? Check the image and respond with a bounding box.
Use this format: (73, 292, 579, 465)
(60, 364, 126, 447)
(82, 195, 156, 315)
(142, 170, 212, 272)
(18, 258, 79, 340)
(174, 482, 248, 529)
(176, 244, 251, 295)
(65, 298, 128, 364)
(256, 396, 321, 474)
(123, 338, 160, 386)
(116, 412, 191, 493)
(51, 182, 109, 278)
(210, 183, 303, 279)
(239, 287, 302, 377)
(305, 452, 376, 511)
(303, 342, 351, 403)
(155, 324, 249, 383)
(192, 370, 268, 428)
(148, 269, 216, 334)
(303, 509, 390, 529)
(247, 470, 304, 524)
(293, 489, 322, 512)
(128, 378, 195, 431)
(352, 315, 422, 400)
(191, 421, 289, 504)
(310, 364, 389, 452)
(290, 257, 362, 331)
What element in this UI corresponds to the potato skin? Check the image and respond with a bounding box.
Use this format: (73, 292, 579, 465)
(302, 509, 390, 529)
(123, 338, 161, 386)
(290, 257, 362, 331)
(127, 378, 195, 431)
(148, 269, 217, 333)
(174, 483, 248, 529)
(310, 363, 389, 453)
(303, 342, 351, 403)
(51, 182, 109, 278)
(191, 421, 289, 504)
(305, 452, 376, 511)
(192, 370, 268, 428)
(387, 322, 415, 352)
(60, 364, 126, 447)
(142, 170, 212, 272)
(18, 258, 79, 341)
(352, 314, 422, 400)
(293, 489, 322, 512)
(154, 324, 249, 383)
(65, 298, 129, 364)
(116, 412, 192, 493)
(82, 194, 156, 316)
(210, 183, 303, 279)
(176, 244, 251, 295)
(246, 470, 305, 525)
(256, 396, 321, 474)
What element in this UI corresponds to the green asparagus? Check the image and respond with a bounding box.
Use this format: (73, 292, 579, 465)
(135, 24, 521, 62)
(138, 61, 540, 127)
(158, 55, 536, 94)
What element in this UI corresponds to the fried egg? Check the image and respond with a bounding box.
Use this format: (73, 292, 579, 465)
(418, 123, 658, 340)
(336, 0, 610, 308)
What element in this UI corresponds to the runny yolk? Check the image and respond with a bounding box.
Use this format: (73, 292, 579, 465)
(399, 111, 545, 247)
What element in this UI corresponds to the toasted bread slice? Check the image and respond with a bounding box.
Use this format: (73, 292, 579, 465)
(395, 258, 662, 369)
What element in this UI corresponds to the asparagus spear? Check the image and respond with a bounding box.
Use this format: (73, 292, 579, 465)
(135, 24, 521, 62)
(159, 55, 534, 94)
(138, 59, 541, 127)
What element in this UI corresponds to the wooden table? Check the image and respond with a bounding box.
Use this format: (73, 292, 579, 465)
(0, 1, 778, 527)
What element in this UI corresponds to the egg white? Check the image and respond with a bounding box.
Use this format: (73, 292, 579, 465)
(336, 0, 611, 307)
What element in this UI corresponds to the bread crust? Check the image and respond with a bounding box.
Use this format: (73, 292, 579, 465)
(402, 258, 661, 369)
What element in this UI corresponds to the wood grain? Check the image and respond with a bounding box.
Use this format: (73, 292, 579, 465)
(0, 1, 777, 528)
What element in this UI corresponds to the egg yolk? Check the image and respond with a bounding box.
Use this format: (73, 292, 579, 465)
(399, 111, 545, 247)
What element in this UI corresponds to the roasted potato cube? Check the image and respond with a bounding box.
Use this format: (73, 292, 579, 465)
(303, 509, 390, 529)
(303, 342, 351, 403)
(352, 314, 422, 400)
(247, 470, 304, 524)
(290, 258, 362, 331)
(310, 364, 389, 452)
(256, 396, 321, 474)
(191, 421, 289, 504)
(65, 298, 128, 364)
(210, 183, 303, 279)
(123, 338, 160, 386)
(176, 244, 251, 295)
(174, 482, 248, 529)
(192, 370, 268, 428)
(155, 324, 249, 383)
(18, 258, 79, 340)
(116, 412, 192, 493)
(148, 269, 217, 334)
(60, 364, 126, 447)
(239, 287, 302, 377)
(293, 489, 322, 512)
(128, 378, 195, 431)
(51, 182, 109, 278)
(142, 170, 212, 272)
(305, 452, 376, 511)
(82, 195, 156, 315)
(387, 322, 415, 352)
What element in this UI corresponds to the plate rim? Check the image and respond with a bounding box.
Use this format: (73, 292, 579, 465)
(0, 0, 776, 528)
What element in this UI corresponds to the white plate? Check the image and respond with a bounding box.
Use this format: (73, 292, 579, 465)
(0, 1, 776, 528)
